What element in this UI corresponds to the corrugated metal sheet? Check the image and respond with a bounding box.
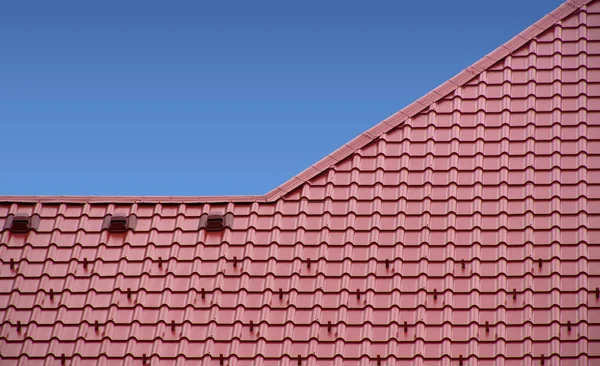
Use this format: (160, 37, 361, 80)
(1, 0, 599, 364)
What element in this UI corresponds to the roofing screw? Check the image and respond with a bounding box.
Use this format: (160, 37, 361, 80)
(297, 354, 302, 365)
(249, 321, 254, 332)
(127, 288, 132, 300)
(219, 354, 224, 365)
(49, 289, 54, 301)
(171, 320, 175, 333)
(541, 354, 544, 365)
(538, 258, 542, 268)
(94, 320, 99, 333)
(327, 321, 332, 333)
(385, 259, 389, 269)
(512, 288, 517, 300)
(201, 288, 205, 299)
(279, 288, 283, 300)
(377, 354, 381, 365)
(9, 258, 14, 269)
(356, 289, 360, 299)
(83, 257, 88, 269)
(158, 257, 162, 268)
(61, 354, 66, 365)
(485, 321, 489, 333)
(307, 258, 311, 269)
(403, 321, 408, 332)
(459, 354, 463, 365)
(233, 256, 237, 268)
(433, 289, 438, 300)
(461, 260, 465, 269)
(143, 354, 147, 365)
(567, 321, 571, 332)
(596, 287, 599, 299)
(16, 321, 21, 334)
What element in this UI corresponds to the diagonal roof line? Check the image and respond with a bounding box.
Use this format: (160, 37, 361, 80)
(263, 0, 592, 201)
(0, 0, 591, 205)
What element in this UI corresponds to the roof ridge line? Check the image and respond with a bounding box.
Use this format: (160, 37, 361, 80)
(263, 0, 592, 202)
(0, 0, 591, 205)
(0, 195, 266, 204)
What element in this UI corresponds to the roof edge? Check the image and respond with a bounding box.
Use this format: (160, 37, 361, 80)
(0, 195, 266, 204)
(263, 0, 591, 202)
(1, 0, 591, 206)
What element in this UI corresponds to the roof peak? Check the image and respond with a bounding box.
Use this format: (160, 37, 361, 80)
(263, 0, 592, 201)
(0, 0, 593, 204)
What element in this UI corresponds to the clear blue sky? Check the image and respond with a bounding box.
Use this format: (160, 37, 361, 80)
(0, 0, 563, 196)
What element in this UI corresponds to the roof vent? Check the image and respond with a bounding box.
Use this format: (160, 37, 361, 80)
(102, 214, 137, 233)
(12, 214, 30, 232)
(3, 214, 40, 233)
(199, 212, 233, 231)
(206, 213, 225, 230)
(109, 215, 127, 232)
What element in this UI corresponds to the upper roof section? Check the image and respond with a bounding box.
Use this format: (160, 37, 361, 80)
(0, 0, 596, 204)
(264, 0, 598, 202)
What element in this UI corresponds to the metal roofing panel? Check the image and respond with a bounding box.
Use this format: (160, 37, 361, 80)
(1, 0, 600, 365)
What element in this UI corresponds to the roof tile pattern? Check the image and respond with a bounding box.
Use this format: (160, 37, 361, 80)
(1, 1, 600, 365)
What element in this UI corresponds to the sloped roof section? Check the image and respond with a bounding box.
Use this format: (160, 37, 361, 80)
(265, 0, 598, 202)
(1, 0, 600, 365)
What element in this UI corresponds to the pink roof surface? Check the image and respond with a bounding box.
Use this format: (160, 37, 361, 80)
(1, 0, 600, 365)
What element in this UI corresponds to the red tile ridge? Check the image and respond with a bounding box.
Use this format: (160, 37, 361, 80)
(263, 0, 592, 201)
(0, 0, 591, 204)
(0, 195, 266, 203)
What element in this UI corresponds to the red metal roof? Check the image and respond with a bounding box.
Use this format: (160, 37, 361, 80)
(1, 0, 600, 364)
